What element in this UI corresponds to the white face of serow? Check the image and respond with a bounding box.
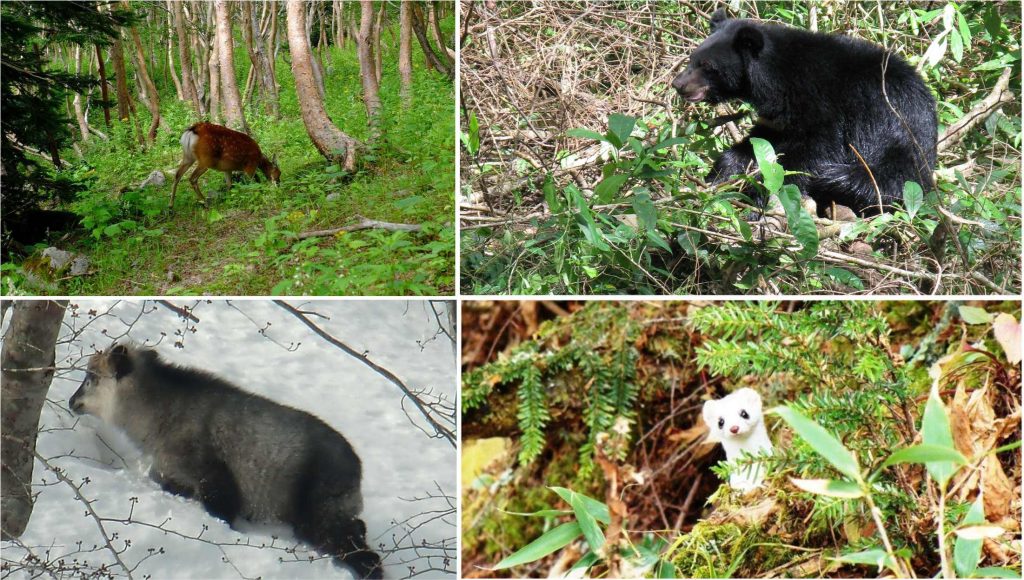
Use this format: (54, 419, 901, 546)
(703, 387, 763, 441)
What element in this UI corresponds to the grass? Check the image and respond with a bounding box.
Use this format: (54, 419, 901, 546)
(7, 20, 454, 296)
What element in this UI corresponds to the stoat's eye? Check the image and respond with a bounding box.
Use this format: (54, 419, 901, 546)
(740, 410, 749, 419)
(717, 418, 725, 429)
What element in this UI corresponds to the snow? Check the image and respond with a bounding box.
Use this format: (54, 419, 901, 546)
(1, 300, 456, 579)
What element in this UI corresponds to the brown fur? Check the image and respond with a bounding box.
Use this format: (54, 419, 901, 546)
(170, 123, 281, 210)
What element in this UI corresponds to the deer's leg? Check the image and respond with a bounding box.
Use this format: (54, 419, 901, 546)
(189, 165, 210, 207)
(170, 159, 195, 210)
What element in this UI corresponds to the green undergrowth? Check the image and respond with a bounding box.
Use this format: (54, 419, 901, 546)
(6, 19, 454, 296)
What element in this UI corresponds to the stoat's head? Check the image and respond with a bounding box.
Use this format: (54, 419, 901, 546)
(703, 387, 763, 442)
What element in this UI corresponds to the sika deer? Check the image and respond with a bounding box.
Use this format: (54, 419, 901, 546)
(170, 123, 280, 210)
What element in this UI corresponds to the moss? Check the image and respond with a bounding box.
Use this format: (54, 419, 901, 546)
(666, 520, 796, 578)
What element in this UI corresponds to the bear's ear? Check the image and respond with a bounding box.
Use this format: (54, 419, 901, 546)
(733, 25, 764, 57)
(710, 8, 729, 31)
(108, 343, 134, 379)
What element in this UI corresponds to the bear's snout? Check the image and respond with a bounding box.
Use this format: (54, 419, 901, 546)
(69, 390, 84, 414)
(671, 69, 708, 102)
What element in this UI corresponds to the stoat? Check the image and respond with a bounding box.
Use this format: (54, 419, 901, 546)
(702, 388, 773, 492)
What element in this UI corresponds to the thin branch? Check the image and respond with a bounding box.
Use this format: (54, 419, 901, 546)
(273, 301, 456, 448)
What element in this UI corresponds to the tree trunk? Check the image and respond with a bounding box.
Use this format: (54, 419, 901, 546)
(244, 0, 278, 117)
(72, 46, 90, 142)
(167, 32, 185, 101)
(95, 44, 111, 126)
(307, 1, 326, 101)
(267, 0, 279, 87)
(428, 1, 454, 66)
(357, 0, 382, 144)
(333, 0, 343, 48)
(286, 0, 361, 170)
(214, 0, 249, 133)
(174, 0, 203, 115)
(123, 2, 161, 144)
(372, 2, 384, 86)
(409, 3, 451, 78)
(208, 22, 222, 124)
(110, 31, 131, 121)
(398, 1, 413, 106)
(0, 300, 67, 540)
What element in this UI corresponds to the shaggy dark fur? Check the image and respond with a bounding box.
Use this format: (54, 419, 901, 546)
(70, 344, 382, 579)
(672, 9, 937, 215)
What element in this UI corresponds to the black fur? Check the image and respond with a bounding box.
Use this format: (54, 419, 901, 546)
(70, 345, 383, 579)
(673, 8, 937, 215)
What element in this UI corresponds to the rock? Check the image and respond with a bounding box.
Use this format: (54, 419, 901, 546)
(326, 192, 340, 202)
(69, 256, 90, 277)
(139, 170, 166, 189)
(41, 247, 89, 277)
(41, 247, 73, 270)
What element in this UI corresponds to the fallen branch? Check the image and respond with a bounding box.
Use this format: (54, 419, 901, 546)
(937, 67, 1014, 154)
(296, 216, 423, 239)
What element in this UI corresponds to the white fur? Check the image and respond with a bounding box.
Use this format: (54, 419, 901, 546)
(702, 388, 773, 491)
(180, 129, 199, 164)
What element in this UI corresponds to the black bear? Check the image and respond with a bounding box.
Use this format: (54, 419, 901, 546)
(70, 344, 383, 579)
(672, 9, 937, 216)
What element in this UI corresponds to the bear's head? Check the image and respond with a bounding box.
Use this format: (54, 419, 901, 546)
(672, 8, 765, 104)
(70, 343, 154, 423)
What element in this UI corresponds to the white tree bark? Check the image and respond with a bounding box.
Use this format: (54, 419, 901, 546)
(214, 0, 249, 132)
(1, 300, 67, 540)
(286, 0, 361, 170)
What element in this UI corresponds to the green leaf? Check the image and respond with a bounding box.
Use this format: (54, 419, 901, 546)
(607, 114, 636, 149)
(499, 508, 573, 519)
(921, 384, 958, 487)
(833, 547, 899, 573)
(955, 526, 1005, 540)
(572, 188, 610, 251)
(632, 192, 657, 231)
(567, 490, 605, 551)
(957, 10, 972, 52)
(959, 305, 993, 324)
(460, 111, 480, 156)
(595, 174, 628, 203)
(550, 487, 611, 524)
(903, 181, 923, 220)
(950, 26, 964, 62)
(750, 137, 784, 193)
(790, 478, 863, 498)
(972, 567, 1023, 579)
(955, 510, 986, 580)
(656, 559, 678, 578)
(772, 406, 862, 483)
(880, 444, 968, 470)
(777, 184, 819, 259)
(824, 267, 865, 290)
(566, 128, 607, 143)
(543, 175, 564, 213)
(569, 551, 600, 572)
(492, 522, 583, 569)
(651, 136, 689, 151)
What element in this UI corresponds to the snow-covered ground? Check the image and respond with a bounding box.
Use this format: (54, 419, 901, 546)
(1, 300, 456, 579)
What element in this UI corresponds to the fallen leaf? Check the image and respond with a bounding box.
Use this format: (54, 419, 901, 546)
(992, 313, 1021, 364)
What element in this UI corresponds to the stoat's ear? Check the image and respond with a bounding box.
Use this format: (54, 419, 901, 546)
(703, 399, 720, 442)
(733, 388, 763, 415)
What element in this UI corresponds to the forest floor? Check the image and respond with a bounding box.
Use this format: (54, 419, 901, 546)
(8, 26, 454, 296)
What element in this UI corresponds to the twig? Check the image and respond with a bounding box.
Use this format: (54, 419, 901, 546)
(937, 67, 1014, 154)
(296, 216, 423, 240)
(273, 301, 456, 448)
